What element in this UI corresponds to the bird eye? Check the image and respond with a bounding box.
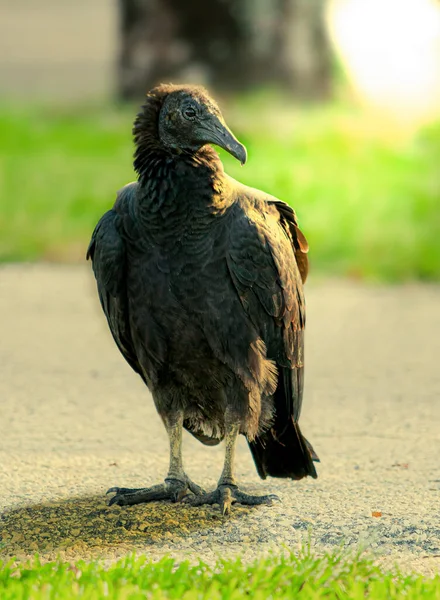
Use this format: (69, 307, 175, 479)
(183, 107, 197, 120)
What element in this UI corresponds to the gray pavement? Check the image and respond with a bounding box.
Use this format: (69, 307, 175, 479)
(0, 265, 439, 574)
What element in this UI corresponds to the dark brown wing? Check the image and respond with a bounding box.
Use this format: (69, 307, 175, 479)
(266, 198, 309, 283)
(226, 190, 317, 479)
(226, 196, 306, 422)
(86, 184, 144, 381)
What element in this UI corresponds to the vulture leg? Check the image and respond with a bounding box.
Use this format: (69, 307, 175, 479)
(107, 411, 204, 506)
(187, 412, 279, 515)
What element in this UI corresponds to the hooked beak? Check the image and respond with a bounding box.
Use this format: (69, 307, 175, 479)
(200, 115, 247, 165)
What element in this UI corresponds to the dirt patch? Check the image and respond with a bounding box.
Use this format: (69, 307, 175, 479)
(0, 495, 245, 562)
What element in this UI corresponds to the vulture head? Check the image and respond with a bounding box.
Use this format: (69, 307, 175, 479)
(134, 84, 247, 166)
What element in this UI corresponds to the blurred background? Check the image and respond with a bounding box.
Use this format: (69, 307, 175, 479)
(0, 0, 439, 279)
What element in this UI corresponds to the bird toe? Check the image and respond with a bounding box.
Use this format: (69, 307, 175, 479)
(106, 486, 137, 495)
(108, 493, 128, 507)
(185, 484, 277, 514)
(186, 479, 206, 496)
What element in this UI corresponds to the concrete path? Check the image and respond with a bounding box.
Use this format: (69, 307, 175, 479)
(0, 265, 439, 574)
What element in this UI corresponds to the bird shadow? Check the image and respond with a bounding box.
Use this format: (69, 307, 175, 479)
(0, 494, 244, 562)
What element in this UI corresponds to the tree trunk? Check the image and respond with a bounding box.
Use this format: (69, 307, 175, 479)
(278, 0, 332, 99)
(117, 0, 331, 101)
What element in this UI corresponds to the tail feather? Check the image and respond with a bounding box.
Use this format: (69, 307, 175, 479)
(248, 419, 318, 480)
(248, 354, 319, 480)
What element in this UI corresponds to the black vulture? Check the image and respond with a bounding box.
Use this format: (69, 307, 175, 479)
(87, 84, 318, 515)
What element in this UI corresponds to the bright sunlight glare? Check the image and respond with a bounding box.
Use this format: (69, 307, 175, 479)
(327, 0, 440, 126)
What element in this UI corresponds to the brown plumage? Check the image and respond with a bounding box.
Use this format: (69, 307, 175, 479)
(87, 84, 318, 514)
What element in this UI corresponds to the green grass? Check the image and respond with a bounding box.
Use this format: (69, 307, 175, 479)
(1, 98, 439, 279)
(1, 550, 439, 600)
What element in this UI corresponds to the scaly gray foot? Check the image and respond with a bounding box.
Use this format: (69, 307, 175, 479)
(107, 477, 205, 507)
(185, 484, 279, 515)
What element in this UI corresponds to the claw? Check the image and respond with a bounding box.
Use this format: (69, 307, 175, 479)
(109, 494, 125, 507)
(172, 487, 188, 503)
(220, 487, 233, 516)
(269, 494, 281, 503)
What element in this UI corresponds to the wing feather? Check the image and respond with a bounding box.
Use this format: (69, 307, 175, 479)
(87, 187, 143, 380)
(227, 195, 307, 422)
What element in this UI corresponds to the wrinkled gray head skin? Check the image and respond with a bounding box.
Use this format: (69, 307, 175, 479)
(158, 87, 247, 165)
